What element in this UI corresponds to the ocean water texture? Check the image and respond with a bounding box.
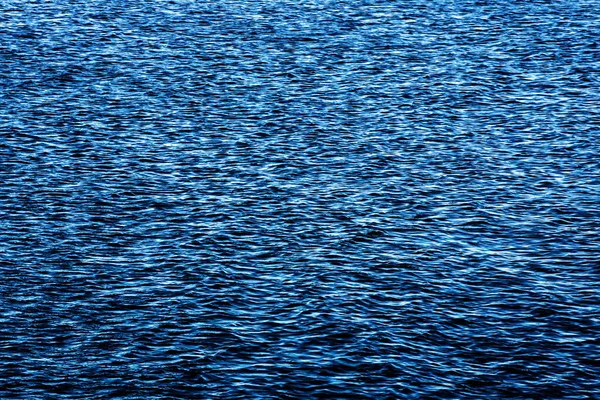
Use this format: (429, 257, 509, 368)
(1, 0, 600, 398)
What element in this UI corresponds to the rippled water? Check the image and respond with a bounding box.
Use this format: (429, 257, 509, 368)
(2, 0, 600, 398)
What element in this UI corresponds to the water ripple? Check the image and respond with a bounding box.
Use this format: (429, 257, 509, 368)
(1, 0, 600, 398)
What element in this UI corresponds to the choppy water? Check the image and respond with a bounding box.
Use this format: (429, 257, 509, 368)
(1, 0, 600, 398)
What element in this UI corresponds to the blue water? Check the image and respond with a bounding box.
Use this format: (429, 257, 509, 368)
(1, 0, 600, 398)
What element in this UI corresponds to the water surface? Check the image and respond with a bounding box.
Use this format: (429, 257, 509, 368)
(1, 0, 599, 398)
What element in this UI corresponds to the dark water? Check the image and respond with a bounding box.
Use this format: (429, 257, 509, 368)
(1, 0, 600, 398)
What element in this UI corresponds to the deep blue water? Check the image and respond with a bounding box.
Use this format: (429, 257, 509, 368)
(1, 0, 600, 398)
